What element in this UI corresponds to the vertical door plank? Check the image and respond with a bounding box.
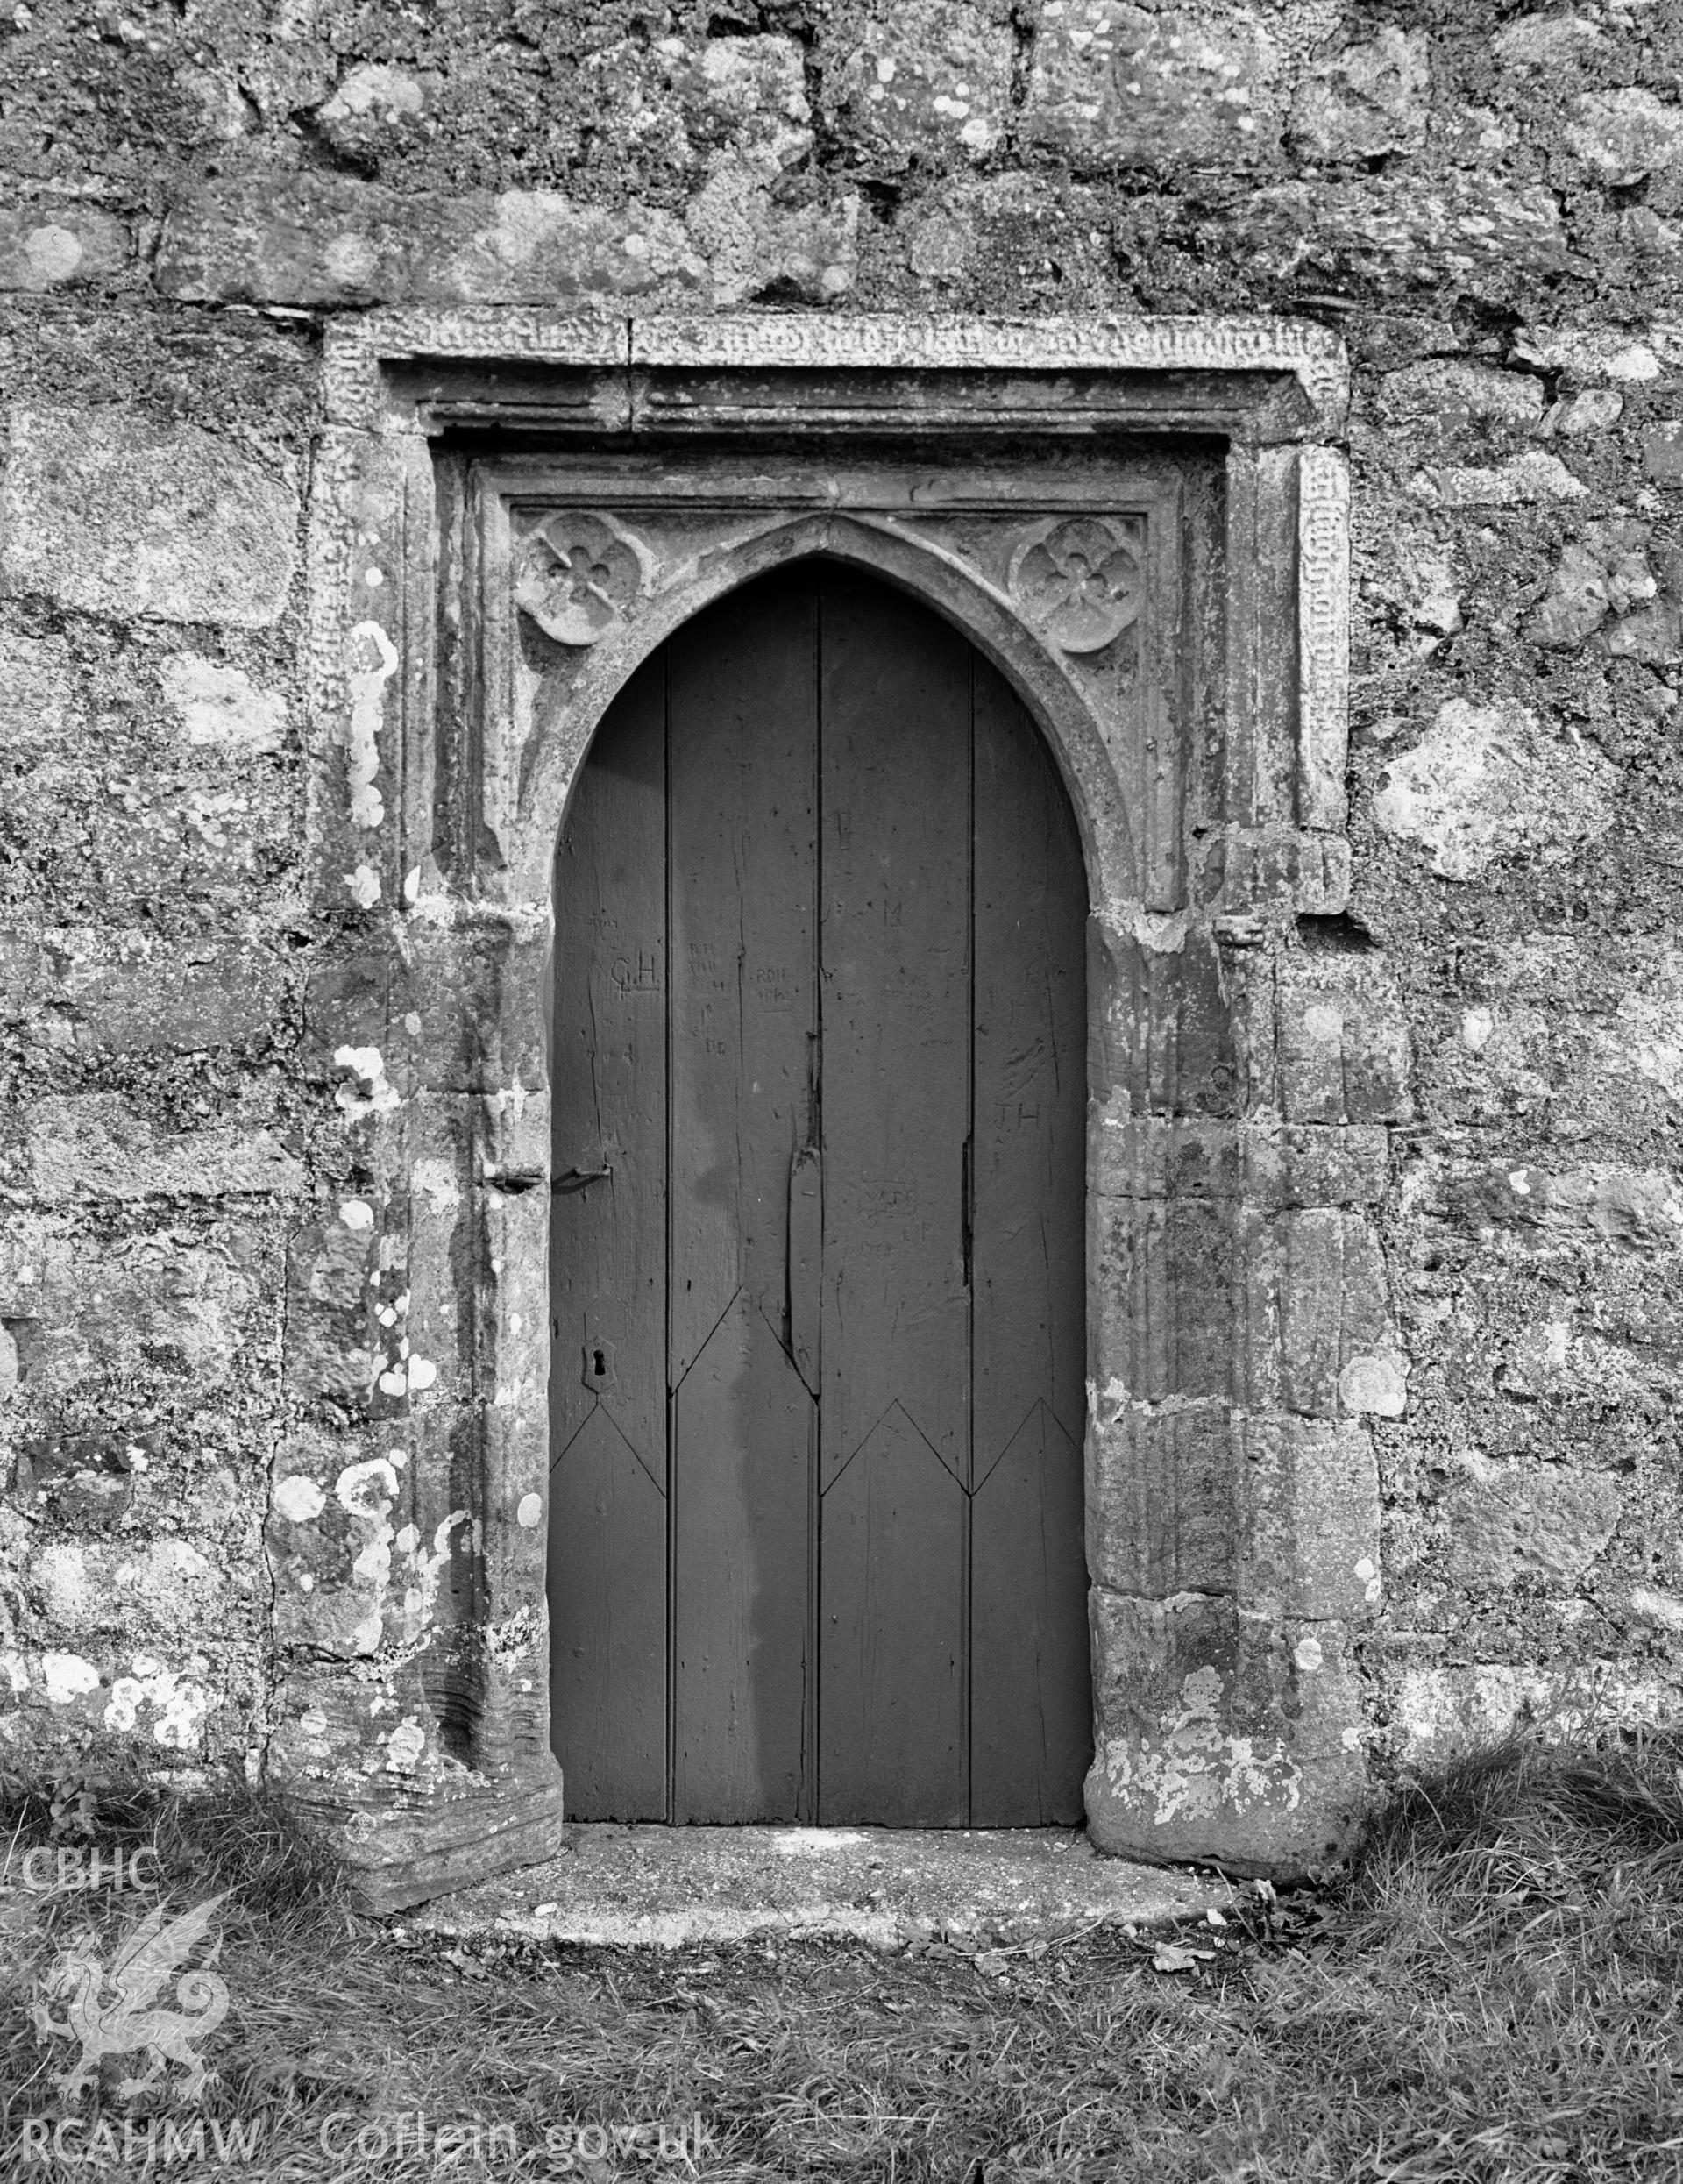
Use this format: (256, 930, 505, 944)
(969, 1404, 1089, 1822)
(818, 567, 971, 1823)
(969, 655, 1092, 1824)
(669, 573, 820, 1822)
(671, 1293, 815, 1818)
(545, 1409, 667, 1817)
(549, 654, 669, 1818)
(819, 1406, 968, 1825)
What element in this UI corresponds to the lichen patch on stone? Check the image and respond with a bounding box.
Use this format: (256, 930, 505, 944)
(344, 620, 398, 830)
(1372, 700, 1618, 879)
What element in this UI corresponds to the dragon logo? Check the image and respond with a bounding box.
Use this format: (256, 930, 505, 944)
(30, 1894, 231, 2102)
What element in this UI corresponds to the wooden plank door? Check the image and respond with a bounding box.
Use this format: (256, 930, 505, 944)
(550, 563, 1090, 1825)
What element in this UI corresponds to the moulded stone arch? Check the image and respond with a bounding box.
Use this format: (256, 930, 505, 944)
(517, 514, 1136, 915)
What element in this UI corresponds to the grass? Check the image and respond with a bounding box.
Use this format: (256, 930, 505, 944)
(2, 1730, 1681, 2180)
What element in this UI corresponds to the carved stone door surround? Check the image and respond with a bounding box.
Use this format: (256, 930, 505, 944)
(288, 312, 1387, 1911)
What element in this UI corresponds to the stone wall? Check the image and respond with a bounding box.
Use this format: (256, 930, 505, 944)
(3, 0, 1681, 1831)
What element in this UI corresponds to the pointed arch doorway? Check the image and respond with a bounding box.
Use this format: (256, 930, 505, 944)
(549, 560, 1090, 1827)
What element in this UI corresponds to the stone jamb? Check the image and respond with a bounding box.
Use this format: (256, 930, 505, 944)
(291, 311, 1390, 1910)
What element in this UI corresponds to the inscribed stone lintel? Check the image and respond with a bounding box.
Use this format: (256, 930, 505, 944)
(1297, 446, 1353, 833)
(321, 309, 1350, 437)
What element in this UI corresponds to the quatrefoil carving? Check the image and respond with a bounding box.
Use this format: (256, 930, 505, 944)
(1008, 517, 1141, 654)
(515, 512, 656, 646)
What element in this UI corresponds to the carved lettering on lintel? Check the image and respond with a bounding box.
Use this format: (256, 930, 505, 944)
(324, 311, 1349, 434)
(1297, 445, 1351, 833)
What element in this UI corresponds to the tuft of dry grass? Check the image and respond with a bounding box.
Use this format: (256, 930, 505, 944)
(0, 1766, 348, 1935)
(2, 1733, 1681, 2181)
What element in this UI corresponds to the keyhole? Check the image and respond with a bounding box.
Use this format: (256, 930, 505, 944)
(593, 1348, 607, 1378)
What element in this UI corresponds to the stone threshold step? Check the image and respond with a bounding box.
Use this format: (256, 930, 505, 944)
(410, 1825, 1233, 1950)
